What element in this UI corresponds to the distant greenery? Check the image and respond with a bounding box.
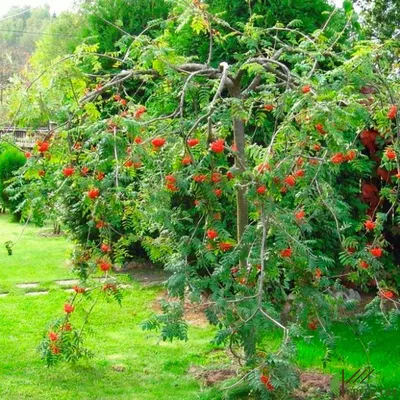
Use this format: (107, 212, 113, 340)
(0, 143, 25, 219)
(356, 0, 400, 39)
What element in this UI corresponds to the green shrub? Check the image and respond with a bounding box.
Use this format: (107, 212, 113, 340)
(0, 143, 26, 219)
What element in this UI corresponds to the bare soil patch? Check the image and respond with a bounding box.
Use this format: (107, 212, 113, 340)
(293, 371, 333, 399)
(188, 365, 237, 386)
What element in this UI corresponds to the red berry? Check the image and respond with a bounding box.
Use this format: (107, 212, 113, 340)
(73, 285, 86, 294)
(264, 104, 274, 111)
(38, 170, 46, 177)
(134, 137, 143, 144)
(25, 152, 31, 159)
(369, 247, 383, 257)
(308, 320, 318, 330)
(124, 160, 134, 168)
(48, 331, 58, 341)
(119, 99, 127, 106)
(151, 137, 166, 148)
(96, 172, 105, 181)
(257, 163, 271, 173)
(214, 188, 223, 197)
(182, 155, 192, 165)
(103, 283, 117, 292)
(315, 268, 322, 279)
(284, 175, 296, 186)
(134, 106, 146, 119)
(385, 148, 396, 160)
(210, 139, 225, 153)
(63, 323, 72, 331)
(388, 105, 397, 120)
(315, 123, 326, 135)
(295, 169, 305, 177)
(187, 138, 199, 147)
(63, 167, 74, 177)
(219, 242, 233, 252)
(101, 243, 111, 253)
(331, 153, 345, 164)
(166, 182, 178, 192)
(211, 172, 222, 183)
(193, 174, 207, 183)
(87, 188, 100, 199)
(256, 185, 266, 195)
(302, 85, 311, 94)
(226, 171, 234, 180)
(295, 210, 305, 220)
(81, 167, 89, 176)
(359, 260, 369, 269)
(165, 175, 176, 184)
(345, 150, 356, 161)
(260, 375, 274, 391)
(64, 304, 75, 314)
(313, 144, 321, 151)
(37, 141, 50, 153)
(380, 290, 394, 299)
(280, 247, 292, 258)
(113, 94, 121, 101)
(364, 219, 376, 231)
(99, 260, 112, 272)
(207, 229, 218, 240)
(96, 220, 106, 229)
(50, 345, 61, 355)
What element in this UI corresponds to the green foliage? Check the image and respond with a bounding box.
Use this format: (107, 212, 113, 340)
(0, 143, 26, 218)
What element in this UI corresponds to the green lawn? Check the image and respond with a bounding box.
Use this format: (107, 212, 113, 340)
(0, 214, 399, 399)
(0, 214, 223, 399)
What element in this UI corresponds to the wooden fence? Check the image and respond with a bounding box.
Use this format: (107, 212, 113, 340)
(0, 127, 49, 149)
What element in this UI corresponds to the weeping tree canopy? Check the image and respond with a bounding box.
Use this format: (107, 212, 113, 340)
(2, 0, 400, 397)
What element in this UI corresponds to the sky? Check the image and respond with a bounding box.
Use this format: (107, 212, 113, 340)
(0, 0, 76, 17)
(0, 0, 345, 18)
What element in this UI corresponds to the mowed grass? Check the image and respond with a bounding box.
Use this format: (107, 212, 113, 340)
(297, 322, 400, 390)
(261, 322, 400, 391)
(0, 214, 224, 399)
(0, 214, 75, 293)
(0, 214, 399, 399)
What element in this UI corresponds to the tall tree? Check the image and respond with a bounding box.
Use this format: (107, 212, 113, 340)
(356, 0, 400, 39)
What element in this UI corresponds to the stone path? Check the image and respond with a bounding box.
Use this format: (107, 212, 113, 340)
(0, 268, 168, 298)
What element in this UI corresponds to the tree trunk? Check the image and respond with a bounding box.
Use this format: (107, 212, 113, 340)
(233, 117, 248, 243)
(53, 221, 61, 235)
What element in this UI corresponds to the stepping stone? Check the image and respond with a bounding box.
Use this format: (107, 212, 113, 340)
(119, 284, 132, 289)
(16, 282, 39, 289)
(55, 279, 79, 286)
(25, 291, 48, 296)
(0, 293, 9, 298)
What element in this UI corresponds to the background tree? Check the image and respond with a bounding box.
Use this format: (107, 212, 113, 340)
(0, 6, 53, 121)
(356, 0, 400, 39)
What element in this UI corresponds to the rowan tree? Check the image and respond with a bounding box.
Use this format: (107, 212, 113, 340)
(2, 0, 400, 397)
